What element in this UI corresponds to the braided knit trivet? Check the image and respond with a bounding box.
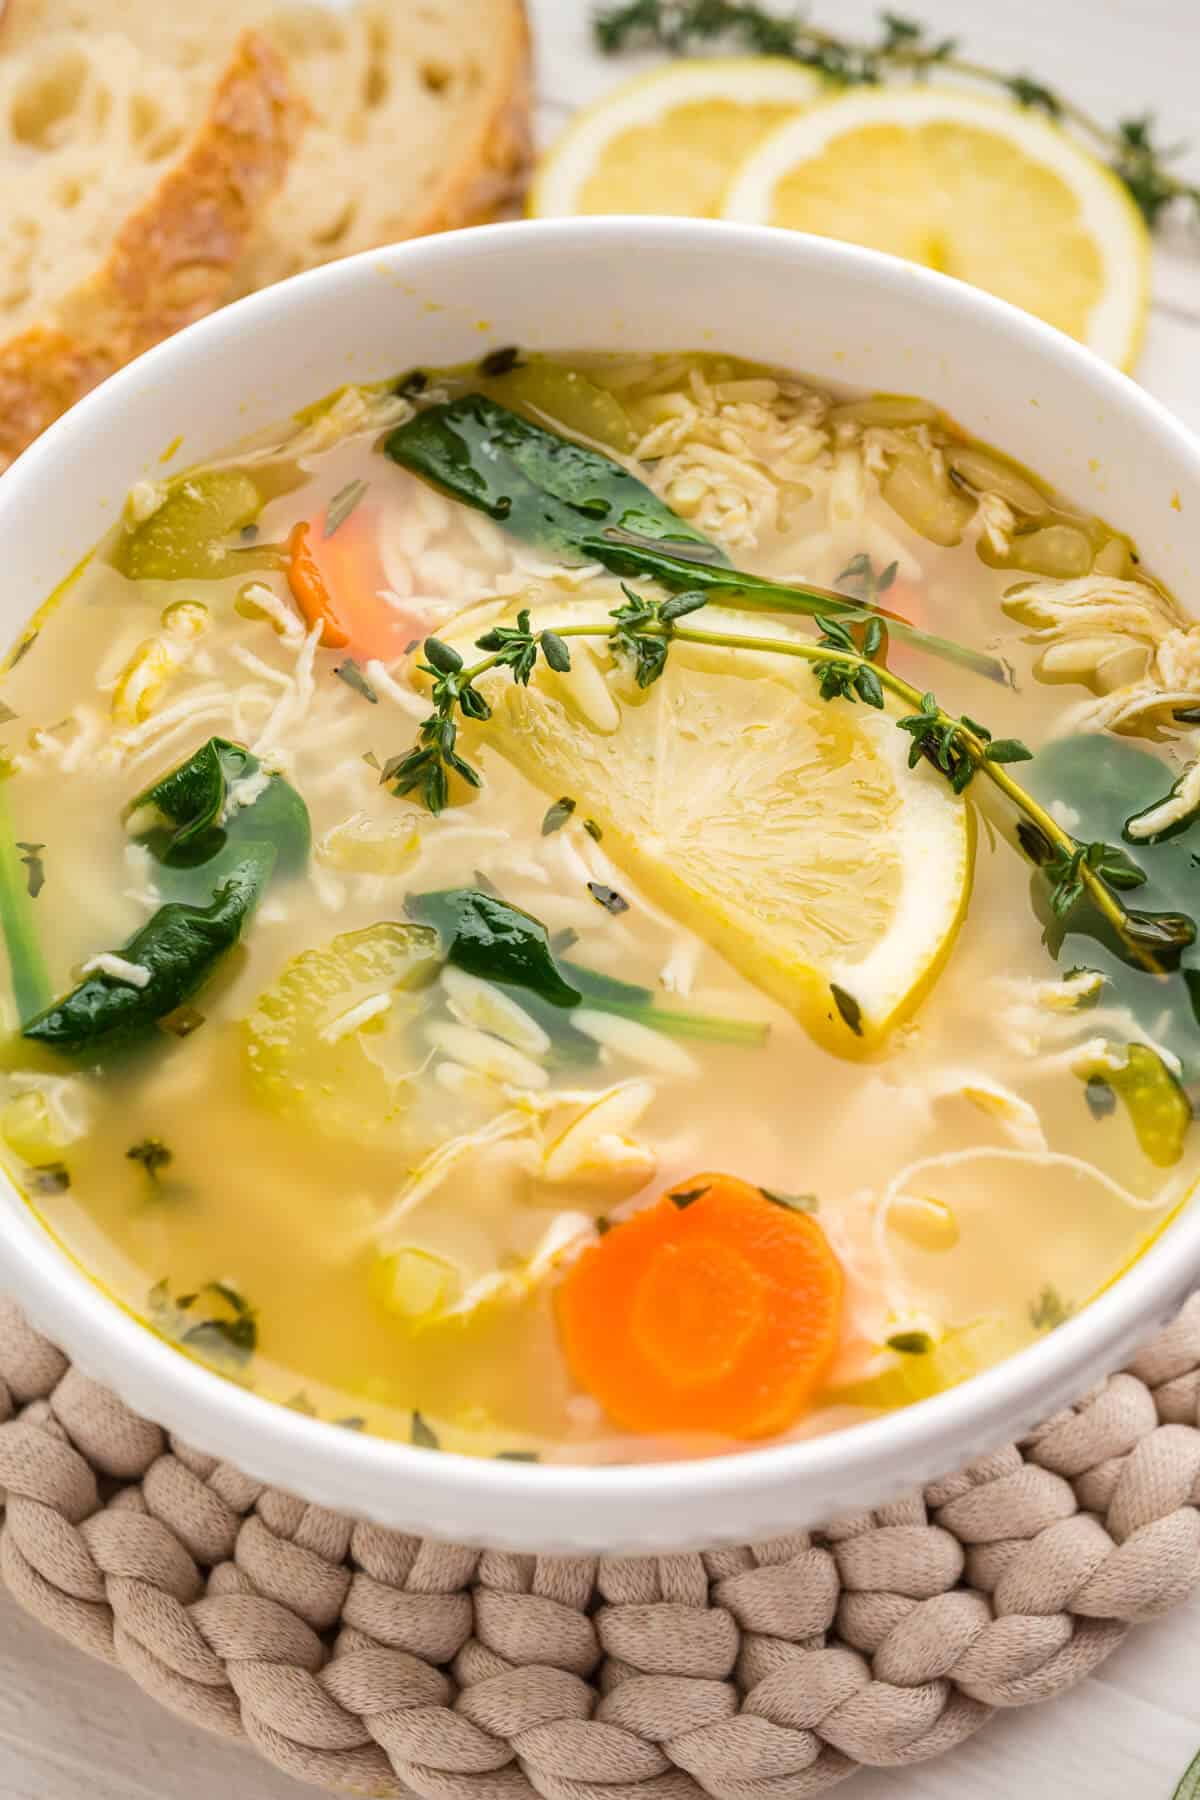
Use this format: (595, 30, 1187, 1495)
(5, 1294, 1200, 1797)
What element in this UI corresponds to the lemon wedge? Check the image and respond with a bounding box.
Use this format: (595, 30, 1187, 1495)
(721, 87, 1150, 368)
(466, 609, 973, 1054)
(530, 58, 824, 219)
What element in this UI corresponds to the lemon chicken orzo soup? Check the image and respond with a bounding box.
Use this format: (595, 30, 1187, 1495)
(1, 348, 1199, 1462)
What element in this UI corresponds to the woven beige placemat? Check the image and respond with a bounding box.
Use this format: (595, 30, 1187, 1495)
(4, 1293, 1200, 1797)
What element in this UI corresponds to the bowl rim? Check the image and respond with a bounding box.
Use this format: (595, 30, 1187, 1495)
(4, 214, 1200, 1545)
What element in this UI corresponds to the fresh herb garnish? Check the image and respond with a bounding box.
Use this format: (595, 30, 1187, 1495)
(886, 1330, 934, 1354)
(830, 984, 863, 1037)
(588, 881, 630, 915)
(670, 1185, 710, 1208)
(1040, 839, 1147, 918)
(1084, 1075, 1117, 1119)
(383, 619, 571, 814)
(0, 777, 51, 1021)
(159, 1005, 205, 1038)
(381, 596, 1160, 973)
(1029, 1284, 1074, 1332)
(15, 842, 44, 898)
(411, 1409, 440, 1449)
(837, 552, 898, 606)
(479, 345, 523, 377)
(29, 1161, 69, 1194)
(760, 1188, 818, 1213)
(127, 1139, 173, 1179)
(592, 2, 1200, 228)
(324, 478, 369, 538)
(542, 796, 577, 835)
(334, 658, 379, 704)
(150, 1279, 258, 1367)
(362, 749, 381, 771)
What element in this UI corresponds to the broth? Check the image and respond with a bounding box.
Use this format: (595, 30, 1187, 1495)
(0, 349, 1196, 1462)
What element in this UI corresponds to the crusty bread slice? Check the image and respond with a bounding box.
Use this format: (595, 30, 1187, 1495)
(0, 31, 304, 467)
(227, 0, 531, 295)
(0, 0, 531, 467)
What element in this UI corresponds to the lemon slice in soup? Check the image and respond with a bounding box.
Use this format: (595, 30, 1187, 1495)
(471, 611, 973, 1053)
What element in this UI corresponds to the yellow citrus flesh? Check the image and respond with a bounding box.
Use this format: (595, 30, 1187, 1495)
(722, 88, 1150, 368)
(530, 58, 824, 219)
(464, 608, 973, 1056)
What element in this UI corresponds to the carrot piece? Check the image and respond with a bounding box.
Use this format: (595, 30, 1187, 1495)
(556, 1173, 843, 1440)
(286, 506, 417, 660)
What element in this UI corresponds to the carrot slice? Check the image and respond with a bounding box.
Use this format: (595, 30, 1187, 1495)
(287, 505, 418, 660)
(556, 1173, 843, 1440)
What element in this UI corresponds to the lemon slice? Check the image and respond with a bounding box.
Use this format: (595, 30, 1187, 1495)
(530, 58, 824, 219)
(721, 88, 1150, 368)
(467, 609, 973, 1054)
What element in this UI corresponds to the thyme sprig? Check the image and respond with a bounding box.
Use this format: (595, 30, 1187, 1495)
(386, 590, 1170, 969)
(593, 2, 1200, 228)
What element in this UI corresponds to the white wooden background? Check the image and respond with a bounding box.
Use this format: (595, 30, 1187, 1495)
(3, 0, 1200, 1794)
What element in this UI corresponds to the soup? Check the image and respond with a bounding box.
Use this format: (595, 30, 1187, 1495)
(0, 349, 1196, 1463)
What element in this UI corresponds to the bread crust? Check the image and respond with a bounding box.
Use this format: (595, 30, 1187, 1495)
(0, 31, 304, 470)
(404, 0, 533, 239)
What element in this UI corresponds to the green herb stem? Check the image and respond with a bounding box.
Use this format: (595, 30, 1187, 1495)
(420, 615, 1151, 969)
(583, 994, 770, 1045)
(0, 776, 51, 1022)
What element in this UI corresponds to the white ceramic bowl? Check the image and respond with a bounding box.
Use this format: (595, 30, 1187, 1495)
(1, 219, 1199, 1552)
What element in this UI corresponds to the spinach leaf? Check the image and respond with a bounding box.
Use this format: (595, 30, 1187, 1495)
(385, 393, 719, 568)
(385, 395, 1006, 684)
(1026, 734, 1200, 1078)
(24, 738, 310, 1058)
(407, 887, 583, 1008)
(25, 854, 271, 1055)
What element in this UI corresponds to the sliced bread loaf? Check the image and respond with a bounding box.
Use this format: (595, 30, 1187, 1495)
(0, 31, 303, 468)
(0, 0, 531, 465)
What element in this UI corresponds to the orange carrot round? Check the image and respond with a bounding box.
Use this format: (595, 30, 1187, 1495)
(287, 506, 418, 660)
(556, 1173, 843, 1440)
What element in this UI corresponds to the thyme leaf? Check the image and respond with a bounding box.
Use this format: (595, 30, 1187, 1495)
(1029, 1283, 1074, 1332)
(886, 1330, 934, 1354)
(29, 1161, 69, 1194)
(759, 1188, 818, 1213)
(15, 841, 44, 898)
(541, 796, 577, 835)
(127, 1138, 173, 1179)
(334, 658, 379, 704)
(411, 1409, 441, 1449)
(588, 881, 630, 915)
(324, 478, 369, 538)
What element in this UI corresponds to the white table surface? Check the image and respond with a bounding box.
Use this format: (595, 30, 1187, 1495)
(3, 0, 1200, 1794)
